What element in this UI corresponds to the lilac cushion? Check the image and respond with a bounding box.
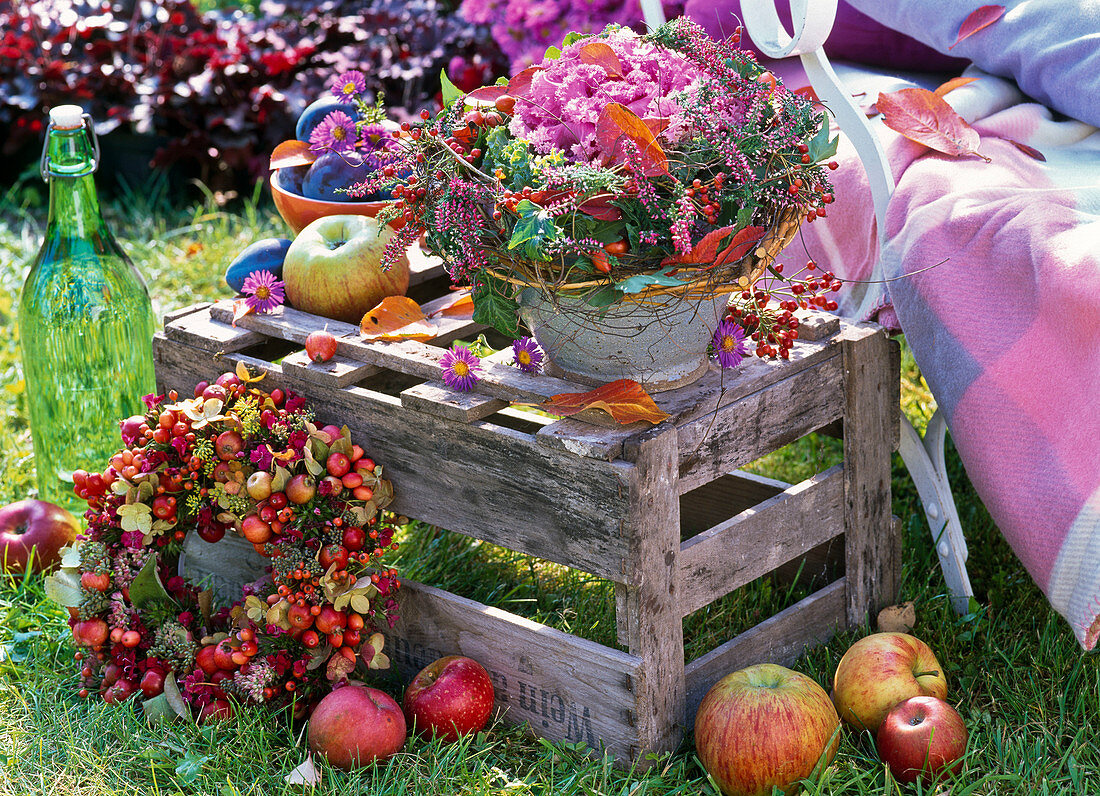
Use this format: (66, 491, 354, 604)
(685, 0, 968, 72)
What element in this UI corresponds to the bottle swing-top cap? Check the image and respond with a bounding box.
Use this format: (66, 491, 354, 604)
(48, 104, 85, 130)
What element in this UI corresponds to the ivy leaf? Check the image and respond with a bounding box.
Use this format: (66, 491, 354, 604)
(950, 5, 1005, 49)
(129, 555, 173, 610)
(614, 266, 687, 295)
(584, 286, 621, 308)
(472, 275, 522, 338)
(807, 112, 839, 162)
(174, 752, 211, 784)
(877, 88, 989, 161)
(440, 68, 462, 108)
(508, 199, 558, 261)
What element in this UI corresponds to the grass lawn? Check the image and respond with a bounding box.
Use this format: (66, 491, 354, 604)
(0, 176, 1096, 795)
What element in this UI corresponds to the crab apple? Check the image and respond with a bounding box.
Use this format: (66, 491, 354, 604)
(287, 603, 314, 631)
(269, 492, 288, 510)
(342, 526, 365, 551)
(305, 329, 339, 363)
(286, 474, 317, 505)
(196, 644, 219, 675)
(72, 618, 108, 648)
(215, 430, 244, 461)
(118, 415, 148, 446)
(102, 678, 137, 704)
(151, 495, 177, 520)
(318, 544, 349, 571)
(101, 662, 123, 686)
(246, 471, 273, 501)
(301, 630, 321, 649)
(215, 372, 241, 391)
(326, 452, 351, 477)
(241, 514, 273, 544)
(319, 424, 343, 444)
(199, 699, 234, 724)
(403, 656, 495, 742)
(192, 380, 209, 399)
(212, 462, 232, 483)
(201, 383, 228, 403)
(196, 521, 226, 544)
(213, 640, 238, 671)
(81, 571, 110, 592)
(120, 630, 142, 648)
(315, 606, 348, 636)
(341, 472, 363, 489)
(352, 485, 374, 501)
(309, 683, 406, 768)
(140, 669, 166, 698)
(321, 475, 344, 497)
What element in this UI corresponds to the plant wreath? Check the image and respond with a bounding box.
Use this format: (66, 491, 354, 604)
(47, 364, 401, 723)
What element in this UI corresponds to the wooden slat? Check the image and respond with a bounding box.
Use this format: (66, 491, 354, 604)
(153, 334, 636, 582)
(840, 323, 899, 626)
(674, 354, 845, 492)
(406, 244, 446, 287)
(386, 579, 643, 760)
(678, 466, 845, 618)
(164, 310, 266, 353)
(682, 579, 848, 728)
(280, 349, 381, 388)
(179, 532, 268, 608)
(162, 302, 211, 325)
(679, 470, 790, 536)
(400, 380, 507, 423)
(614, 427, 684, 761)
(794, 309, 840, 341)
(536, 418, 636, 461)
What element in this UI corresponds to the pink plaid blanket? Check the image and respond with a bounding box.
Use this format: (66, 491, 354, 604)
(778, 63, 1100, 650)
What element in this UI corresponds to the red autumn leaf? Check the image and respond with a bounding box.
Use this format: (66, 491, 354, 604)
(950, 5, 1005, 49)
(934, 76, 980, 97)
(716, 225, 767, 266)
(360, 296, 436, 341)
(792, 85, 821, 105)
(577, 194, 623, 221)
(578, 42, 623, 76)
(540, 379, 670, 425)
(877, 88, 988, 161)
(466, 85, 508, 105)
(999, 137, 1046, 161)
(642, 117, 671, 137)
(425, 290, 475, 319)
(595, 102, 669, 177)
(507, 66, 544, 98)
(269, 139, 317, 170)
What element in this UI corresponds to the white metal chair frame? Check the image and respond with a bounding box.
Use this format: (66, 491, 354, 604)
(641, 0, 975, 613)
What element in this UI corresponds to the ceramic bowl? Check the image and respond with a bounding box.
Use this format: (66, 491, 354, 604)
(270, 168, 401, 235)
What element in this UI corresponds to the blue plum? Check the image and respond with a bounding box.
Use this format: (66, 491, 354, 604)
(225, 238, 292, 293)
(302, 151, 379, 201)
(274, 164, 310, 196)
(296, 97, 358, 142)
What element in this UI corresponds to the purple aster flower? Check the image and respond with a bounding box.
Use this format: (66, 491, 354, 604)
(309, 110, 358, 153)
(330, 70, 367, 101)
(241, 270, 285, 314)
(713, 320, 749, 369)
(440, 345, 482, 392)
(511, 337, 544, 374)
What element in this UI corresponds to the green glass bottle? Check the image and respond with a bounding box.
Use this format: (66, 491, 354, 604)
(17, 105, 156, 514)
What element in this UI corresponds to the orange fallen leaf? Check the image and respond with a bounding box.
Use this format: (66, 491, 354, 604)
(360, 296, 436, 341)
(950, 5, 1005, 49)
(269, 139, 317, 170)
(578, 42, 623, 77)
(934, 76, 980, 97)
(539, 379, 670, 425)
(426, 290, 475, 319)
(877, 88, 989, 161)
(231, 298, 255, 326)
(595, 102, 669, 177)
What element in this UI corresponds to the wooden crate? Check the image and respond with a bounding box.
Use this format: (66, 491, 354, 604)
(155, 248, 901, 764)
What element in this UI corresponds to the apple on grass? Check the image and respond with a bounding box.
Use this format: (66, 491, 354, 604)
(282, 214, 410, 325)
(0, 499, 79, 573)
(832, 632, 948, 732)
(694, 663, 840, 796)
(403, 656, 495, 742)
(308, 683, 406, 769)
(877, 695, 968, 784)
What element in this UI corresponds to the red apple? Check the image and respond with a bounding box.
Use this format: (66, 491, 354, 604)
(309, 683, 406, 768)
(198, 698, 234, 723)
(877, 696, 968, 784)
(282, 215, 411, 325)
(832, 632, 947, 732)
(0, 499, 79, 573)
(285, 473, 316, 505)
(402, 656, 495, 742)
(305, 330, 338, 363)
(694, 663, 840, 796)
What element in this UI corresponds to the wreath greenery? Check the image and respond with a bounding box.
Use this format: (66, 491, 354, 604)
(47, 365, 400, 721)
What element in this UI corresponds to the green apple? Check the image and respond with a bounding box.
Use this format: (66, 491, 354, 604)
(283, 214, 410, 324)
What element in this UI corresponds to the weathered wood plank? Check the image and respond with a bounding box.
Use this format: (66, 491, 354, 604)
(536, 418, 636, 461)
(614, 427, 684, 761)
(153, 334, 637, 582)
(280, 348, 381, 388)
(386, 579, 643, 761)
(794, 309, 840, 341)
(400, 380, 507, 423)
(179, 531, 268, 607)
(679, 470, 789, 536)
(164, 310, 266, 353)
(840, 324, 899, 626)
(673, 355, 845, 492)
(682, 578, 847, 727)
(678, 466, 845, 618)
(407, 244, 446, 286)
(162, 302, 211, 325)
